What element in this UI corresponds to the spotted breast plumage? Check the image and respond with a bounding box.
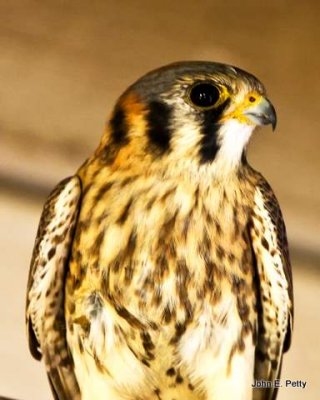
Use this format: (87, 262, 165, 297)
(26, 61, 293, 400)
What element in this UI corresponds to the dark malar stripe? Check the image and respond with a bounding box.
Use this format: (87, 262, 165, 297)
(110, 105, 129, 145)
(199, 99, 231, 164)
(146, 101, 172, 154)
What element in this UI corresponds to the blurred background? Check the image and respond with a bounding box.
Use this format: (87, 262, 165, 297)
(0, 1, 319, 399)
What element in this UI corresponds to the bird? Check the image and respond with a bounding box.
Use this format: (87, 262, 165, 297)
(26, 61, 293, 400)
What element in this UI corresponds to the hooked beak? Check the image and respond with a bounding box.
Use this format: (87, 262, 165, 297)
(243, 97, 277, 131)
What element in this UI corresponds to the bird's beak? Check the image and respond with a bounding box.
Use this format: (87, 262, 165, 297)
(243, 96, 277, 131)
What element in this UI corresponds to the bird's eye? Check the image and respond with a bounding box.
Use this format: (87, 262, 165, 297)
(189, 83, 220, 109)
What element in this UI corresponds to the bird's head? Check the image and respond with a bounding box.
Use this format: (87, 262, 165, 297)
(99, 61, 276, 178)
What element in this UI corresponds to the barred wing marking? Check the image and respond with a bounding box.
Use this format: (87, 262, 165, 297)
(26, 176, 81, 400)
(250, 177, 293, 400)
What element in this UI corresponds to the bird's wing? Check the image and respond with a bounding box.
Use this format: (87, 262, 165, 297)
(26, 176, 82, 400)
(249, 175, 293, 400)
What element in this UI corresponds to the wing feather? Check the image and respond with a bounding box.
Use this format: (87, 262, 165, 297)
(250, 175, 293, 400)
(26, 176, 82, 400)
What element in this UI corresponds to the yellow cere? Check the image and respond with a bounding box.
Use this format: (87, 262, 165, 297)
(222, 92, 264, 125)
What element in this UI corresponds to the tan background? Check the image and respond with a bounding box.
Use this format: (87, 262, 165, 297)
(0, 1, 319, 399)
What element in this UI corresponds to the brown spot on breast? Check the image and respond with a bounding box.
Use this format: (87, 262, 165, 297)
(149, 321, 158, 330)
(154, 388, 162, 400)
(176, 259, 192, 313)
(109, 231, 137, 275)
(140, 331, 155, 360)
(166, 367, 176, 376)
(81, 182, 92, 200)
(89, 230, 105, 257)
(162, 305, 176, 324)
(209, 287, 222, 304)
(93, 351, 110, 375)
(170, 322, 187, 344)
(73, 315, 90, 335)
(204, 260, 215, 291)
(126, 231, 137, 257)
(219, 311, 228, 326)
(115, 306, 145, 329)
(182, 211, 192, 240)
(216, 245, 225, 260)
(146, 195, 157, 210)
(237, 295, 250, 321)
(231, 276, 246, 293)
(160, 211, 178, 237)
(141, 359, 150, 367)
(142, 276, 154, 290)
(154, 253, 169, 280)
(93, 181, 114, 205)
(202, 229, 211, 256)
(233, 209, 241, 238)
(124, 263, 134, 285)
(117, 197, 133, 224)
(120, 176, 136, 187)
(216, 221, 223, 235)
(168, 241, 177, 258)
(240, 247, 252, 274)
(100, 268, 110, 298)
(72, 249, 82, 264)
(242, 321, 253, 335)
(151, 290, 162, 307)
(78, 337, 84, 354)
(159, 187, 176, 203)
(238, 337, 245, 352)
(141, 331, 155, 350)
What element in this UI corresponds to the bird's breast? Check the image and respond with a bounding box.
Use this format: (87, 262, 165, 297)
(66, 173, 257, 396)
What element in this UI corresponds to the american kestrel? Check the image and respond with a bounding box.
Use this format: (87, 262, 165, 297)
(26, 61, 293, 400)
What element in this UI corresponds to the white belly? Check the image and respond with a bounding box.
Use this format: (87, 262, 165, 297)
(67, 293, 255, 400)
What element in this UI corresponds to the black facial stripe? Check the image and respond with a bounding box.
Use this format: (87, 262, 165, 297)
(146, 101, 171, 154)
(199, 99, 231, 164)
(110, 105, 129, 145)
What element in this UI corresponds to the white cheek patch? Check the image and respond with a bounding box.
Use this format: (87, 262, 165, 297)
(214, 119, 254, 173)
